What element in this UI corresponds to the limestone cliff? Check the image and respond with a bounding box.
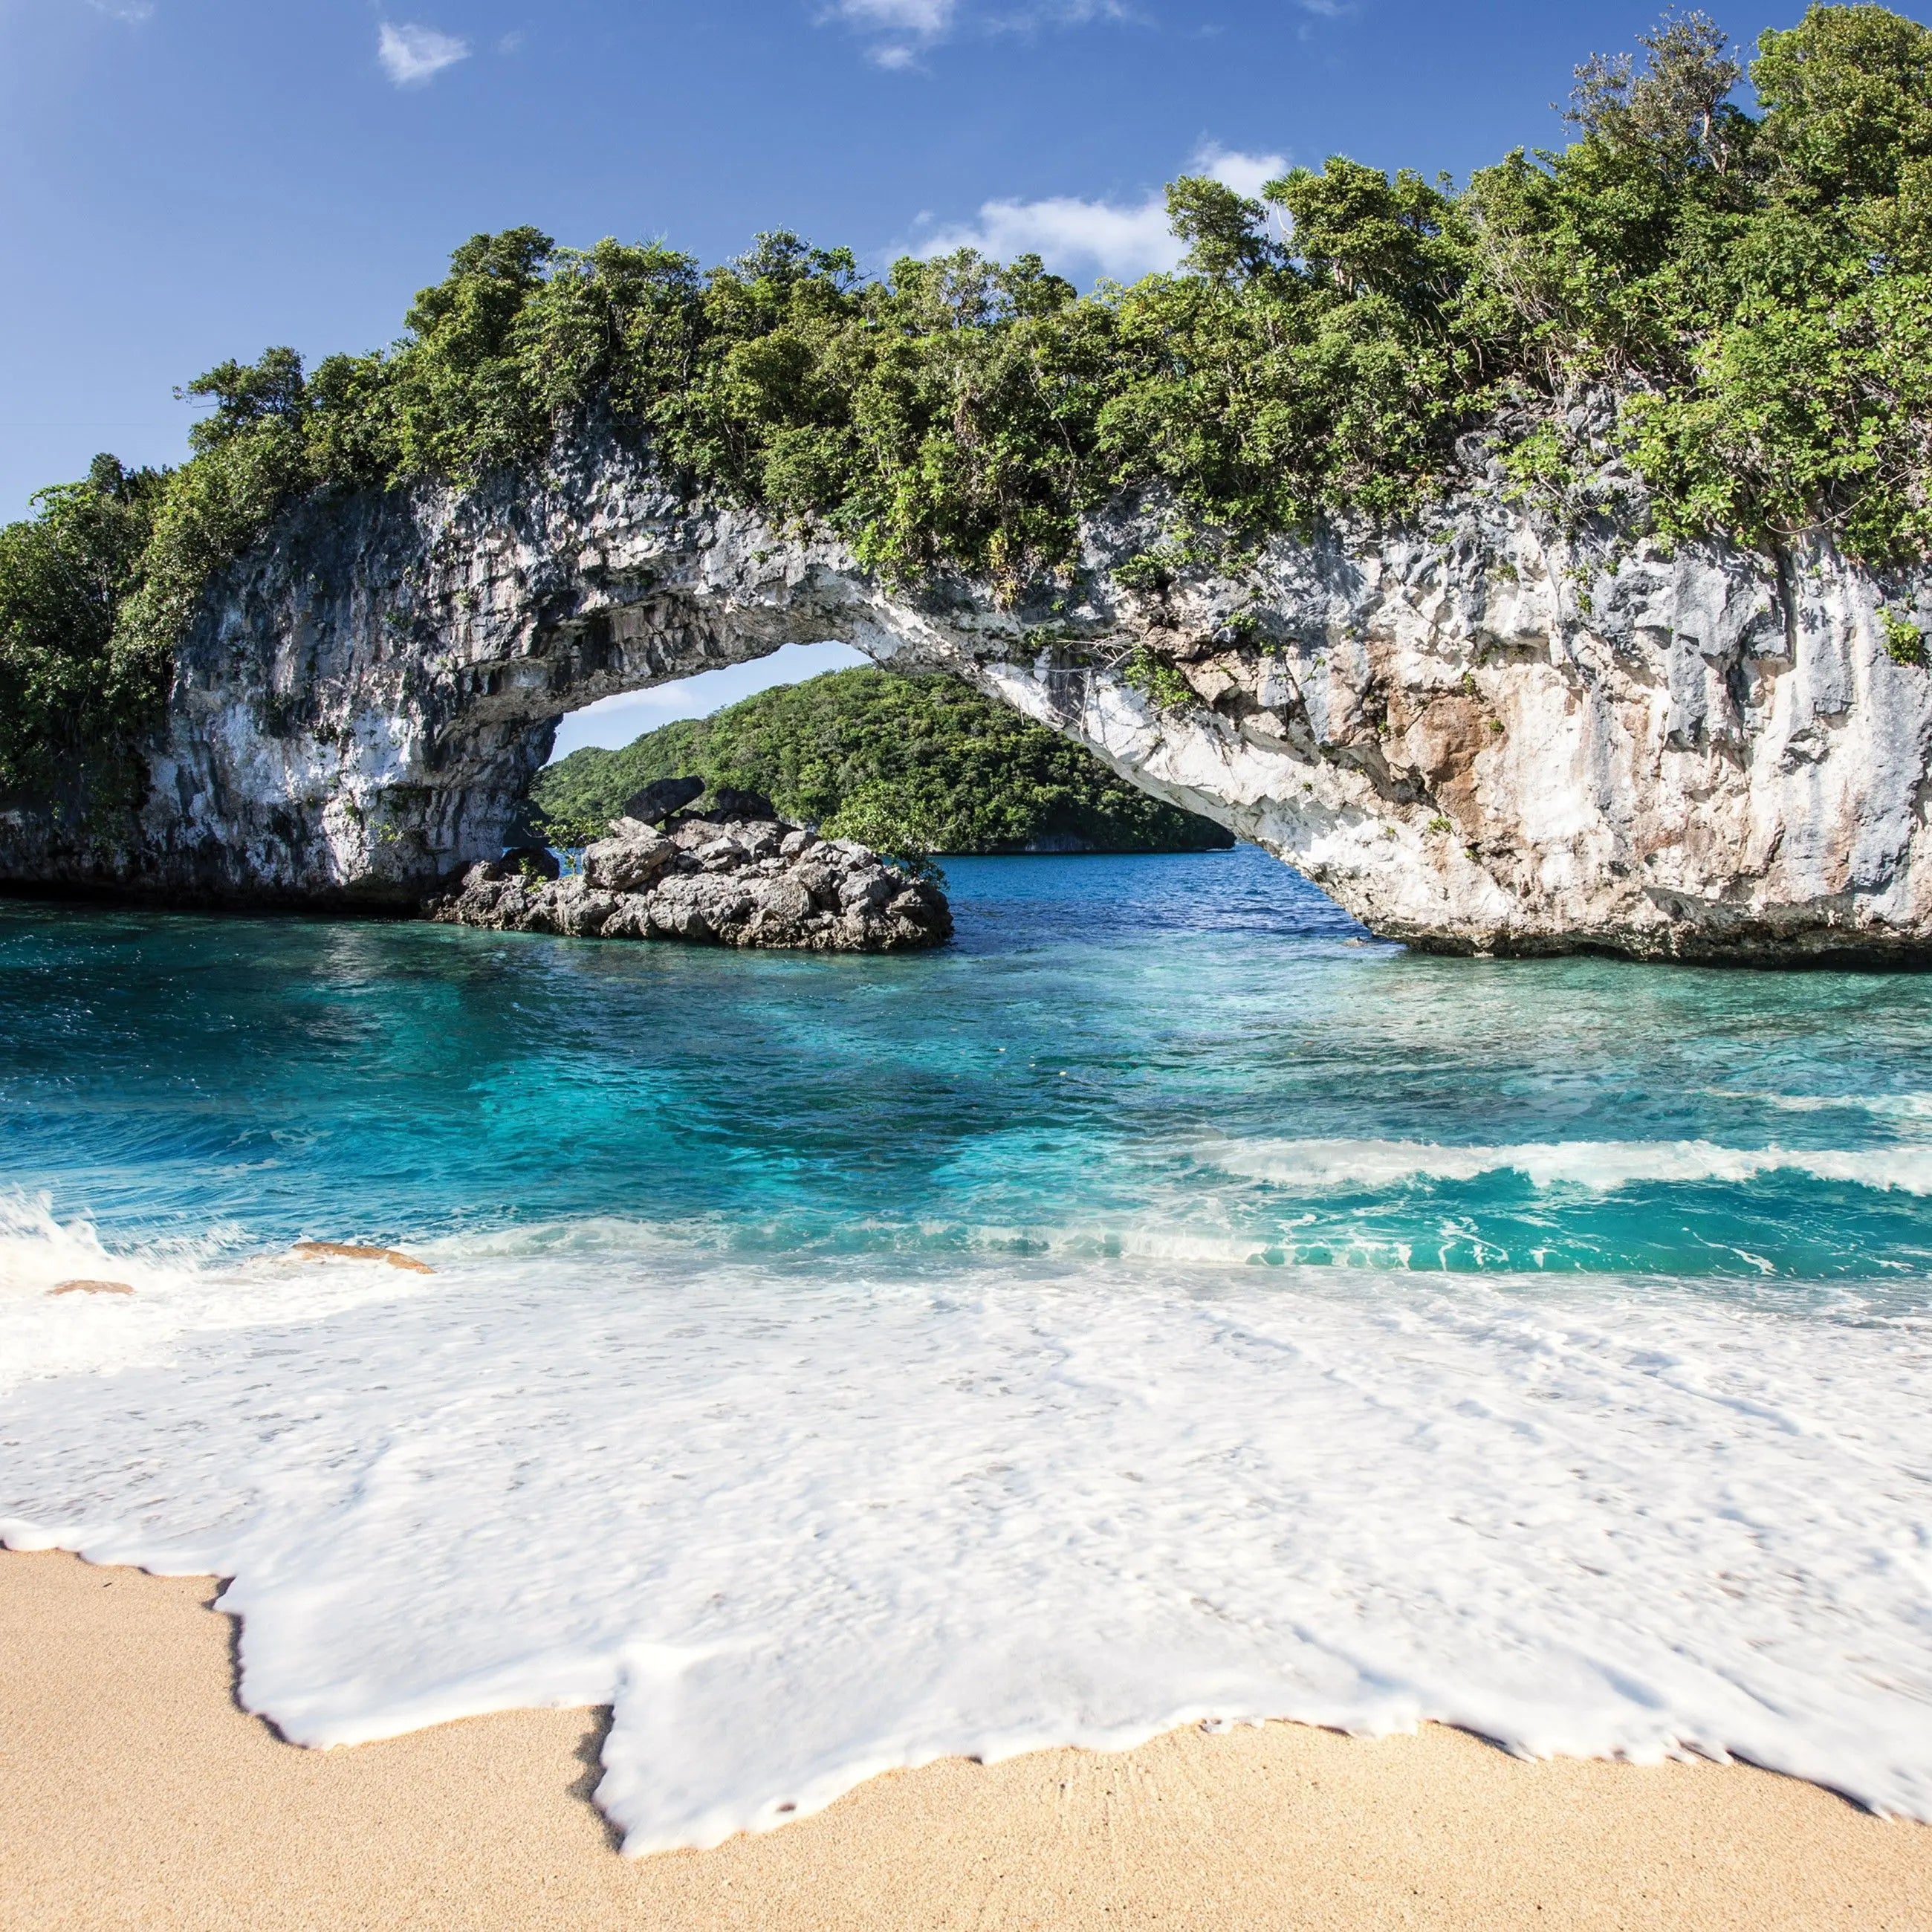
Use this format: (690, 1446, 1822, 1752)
(3, 432, 1928, 963)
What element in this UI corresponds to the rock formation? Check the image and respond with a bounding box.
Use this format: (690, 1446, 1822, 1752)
(3, 428, 1929, 964)
(428, 808, 950, 953)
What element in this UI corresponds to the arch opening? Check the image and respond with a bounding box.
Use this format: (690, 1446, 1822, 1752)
(508, 642, 1244, 877)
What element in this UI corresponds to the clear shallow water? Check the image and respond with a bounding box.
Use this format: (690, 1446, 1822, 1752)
(2, 847, 1931, 1845)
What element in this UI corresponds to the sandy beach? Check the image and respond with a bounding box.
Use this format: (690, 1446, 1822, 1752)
(3, 1549, 1928, 1931)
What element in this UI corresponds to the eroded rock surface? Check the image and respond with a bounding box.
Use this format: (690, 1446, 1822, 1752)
(428, 814, 951, 953)
(4, 427, 1931, 962)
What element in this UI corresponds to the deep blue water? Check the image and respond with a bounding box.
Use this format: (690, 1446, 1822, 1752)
(5, 845, 1932, 1288)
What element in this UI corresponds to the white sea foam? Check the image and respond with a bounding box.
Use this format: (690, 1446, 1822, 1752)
(5, 1230, 1932, 1850)
(0, 1196, 445, 1388)
(0, 1194, 178, 1300)
(1210, 1135, 1932, 1195)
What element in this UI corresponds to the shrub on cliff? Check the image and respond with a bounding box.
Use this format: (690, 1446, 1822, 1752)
(0, 457, 166, 799)
(9, 4, 1932, 788)
(530, 669, 1234, 856)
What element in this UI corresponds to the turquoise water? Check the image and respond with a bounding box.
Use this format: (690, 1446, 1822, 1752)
(6, 846, 1932, 1284)
(4, 846, 1932, 1846)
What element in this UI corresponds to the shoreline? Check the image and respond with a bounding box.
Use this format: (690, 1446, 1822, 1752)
(6, 1547, 1929, 1931)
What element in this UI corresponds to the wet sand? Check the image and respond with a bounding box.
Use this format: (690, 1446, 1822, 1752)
(4, 1547, 1929, 1931)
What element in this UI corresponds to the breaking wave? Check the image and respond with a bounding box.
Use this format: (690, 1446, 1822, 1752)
(1210, 1136, 1932, 1196)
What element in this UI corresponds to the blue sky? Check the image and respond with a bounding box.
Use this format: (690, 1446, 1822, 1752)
(4, 0, 1907, 745)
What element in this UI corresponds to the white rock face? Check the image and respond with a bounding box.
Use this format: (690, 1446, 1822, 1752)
(1016, 502, 1932, 962)
(3, 434, 1928, 962)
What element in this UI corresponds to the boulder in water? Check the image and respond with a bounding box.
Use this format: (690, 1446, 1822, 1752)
(429, 813, 950, 953)
(583, 827, 677, 893)
(623, 776, 706, 824)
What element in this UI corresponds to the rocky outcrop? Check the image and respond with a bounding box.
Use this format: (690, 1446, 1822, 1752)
(428, 811, 950, 953)
(3, 427, 1930, 963)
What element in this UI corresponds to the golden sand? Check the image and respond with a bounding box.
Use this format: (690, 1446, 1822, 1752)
(4, 1547, 1928, 1931)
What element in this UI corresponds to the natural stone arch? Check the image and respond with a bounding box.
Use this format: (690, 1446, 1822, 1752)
(100, 443, 1265, 915)
(4, 432, 1931, 963)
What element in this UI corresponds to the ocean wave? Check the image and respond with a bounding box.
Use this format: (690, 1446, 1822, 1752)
(1711, 1089, 1932, 1121)
(0, 1193, 447, 1391)
(0, 1193, 220, 1301)
(1208, 1137, 1932, 1196)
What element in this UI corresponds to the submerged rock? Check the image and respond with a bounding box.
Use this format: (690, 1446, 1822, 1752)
(289, 1240, 435, 1275)
(429, 814, 951, 953)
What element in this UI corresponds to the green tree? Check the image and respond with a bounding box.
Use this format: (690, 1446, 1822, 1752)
(1754, 2, 1932, 207)
(1566, 10, 1748, 175)
(0, 457, 167, 794)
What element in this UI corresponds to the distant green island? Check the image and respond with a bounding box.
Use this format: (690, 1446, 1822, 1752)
(532, 668, 1234, 857)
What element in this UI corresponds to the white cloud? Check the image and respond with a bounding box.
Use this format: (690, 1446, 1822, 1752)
(921, 193, 1176, 280)
(826, 0, 956, 66)
(82, 0, 154, 19)
(917, 146, 1288, 282)
(827, 0, 1121, 68)
(1193, 142, 1287, 201)
(377, 22, 470, 87)
(833, 0, 957, 31)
